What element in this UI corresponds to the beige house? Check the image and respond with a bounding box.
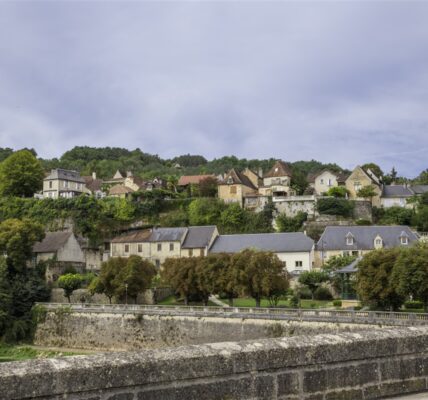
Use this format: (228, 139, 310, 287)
(43, 169, 86, 199)
(345, 166, 382, 206)
(308, 170, 348, 195)
(259, 160, 295, 198)
(110, 226, 219, 268)
(217, 169, 258, 206)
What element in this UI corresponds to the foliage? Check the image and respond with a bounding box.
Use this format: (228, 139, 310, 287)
(361, 163, 383, 178)
(198, 177, 218, 197)
(0, 150, 44, 197)
(276, 211, 307, 232)
(356, 248, 404, 311)
(326, 186, 349, 198)
(357, 185, 377, 200)
(57, 274, 84, 303)
(404, 300, 424, 310)
(372, 206, 414, 226)
(323, 254, 357, 293)
(298, 271, 329, 299)
(412, 205, 428, 232)
(188, 198, 225, 226)
(316, 197, 354, 217)
(415, 169, 428, 185)
(332, 299, 342, 308)
(313, 286, 333, 301)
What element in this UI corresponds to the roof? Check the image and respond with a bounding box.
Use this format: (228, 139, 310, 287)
(44, 169, 85, 183)
(178, 175, 216, 186)
(336, 258, 361, 274)
(307, 169, 348, 184)
(264, 160, 293, 178)
(317, 226, 419, 251)
(382, 185, 414, 198)
(83, 176, 103, 192)
(182, 226, 217, 249)
(220, 169, 257, 190)
(111, 230, 152, 243)
(109, 184, 135, 195)
(209, 232, 314, 254)
(33, 232, 73, 253)
(149, 227, 188, 242)
(410, 185, 428, 195)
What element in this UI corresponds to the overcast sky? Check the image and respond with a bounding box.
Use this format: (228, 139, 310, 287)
(1, 1, 428, 177)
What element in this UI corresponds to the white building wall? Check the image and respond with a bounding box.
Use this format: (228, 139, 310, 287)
(275, 250, 313, 274)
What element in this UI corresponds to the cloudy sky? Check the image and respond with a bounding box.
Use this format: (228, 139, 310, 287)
(1, 1, 428, 177)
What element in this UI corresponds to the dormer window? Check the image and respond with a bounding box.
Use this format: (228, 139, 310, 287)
(275, 167, 278, 172)
(345, 232, 354, 246)
(374, 235, 383, 249)
(227, 177, 233, 184)
(399, 231, 409, 245)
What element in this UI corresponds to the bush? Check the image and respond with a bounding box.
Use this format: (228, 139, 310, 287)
(332, 299, 342, 307)
(316, 197, 354, 217)
(289, 295, 299, 308)
(314, 286, 333, 301)
(354, 305, 362, 311)
(404, 300, 424, 310)
(295, 286, 312, 299)
(355, 219, 372, 226)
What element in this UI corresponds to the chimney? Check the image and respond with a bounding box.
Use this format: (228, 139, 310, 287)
(258, 167, 263, 177)
(92, 172, 97, 180)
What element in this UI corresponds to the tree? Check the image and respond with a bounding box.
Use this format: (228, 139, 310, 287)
(220, 203, 246, 233)
(58, 274, 83, 303)
(231, 249, 288, 307)
(0, 150, 44, 197)
(316, 197, 354, 217)
(392, 244, 428, 311)
(356, 248, 404, 311)
(188, 198, 225, 226)
(361, 163, 383, 179)
(115, 256, 157, 303)
(415, 169, 428, 185)
(199, 176, 218, 197)
(326, 186, 349, 198)
(276, 211, 307, 232)
(357, 185, 377, 201)
(298, 271, 329, 300)
(412, 204, 428, 232)
(322, 254, 357, 295)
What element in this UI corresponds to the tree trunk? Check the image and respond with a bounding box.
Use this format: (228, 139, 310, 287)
(255, 296, 261, 308)
(108, 296, 112, 305)
(228, 296, 233, 307)
(184, 296, 188, 306)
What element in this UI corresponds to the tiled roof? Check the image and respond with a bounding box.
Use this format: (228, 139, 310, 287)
(220, 169, 257, 190)
(109, 184, 135, 195)
(33, 232, 72, 253)
(410, 185, 428, 195)
(182, 226, 217, 249)
(264, 161, 293, 178)
(149, 227, 188, 242)
(307, 169, 348, 183)
(209, 232, 314, 253)
(178, 175, 216, 186)
(382, 185, 414, 198)
(83, 176, 103, 192)
(44, 169, 85, 183)
(317, 226, 419, 251)
(111, 230, 152, 243)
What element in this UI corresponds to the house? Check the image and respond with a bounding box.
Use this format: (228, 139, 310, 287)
(308, 170, 348, 195)
(43, 169, 86, 199)
(345, 166, 382, 206)
(108, 184, 135, 199)
(110, 226, 219, 268)
(410, 185, 428, 196)
(259, 160, 295, 198)
(83, 172, 105, 198)
(315, 225, 419, 267)
(209, 232, 314, 275)
(33, 231, 85, 281)
(217, 169, 258, 206)
(177, 175, 216, 187)
(380, 185, 414, 208)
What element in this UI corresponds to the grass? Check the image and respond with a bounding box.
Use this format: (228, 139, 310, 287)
(0, 343, 78, 363)
(158, 295, 218, 307)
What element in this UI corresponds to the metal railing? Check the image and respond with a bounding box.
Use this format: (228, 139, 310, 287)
(36, 303, 428, 326)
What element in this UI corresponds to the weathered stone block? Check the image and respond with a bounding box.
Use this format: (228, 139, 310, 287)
(324, 388, 364, 400)
(106, 394, 135, 400)
(276, 372, 300, 395)
(377, 378, 427, 398)
(380, 356, 428, 380)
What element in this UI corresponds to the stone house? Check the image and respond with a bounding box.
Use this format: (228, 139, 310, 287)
(209, 232, 314, 275)
(315, 225, 419, 267)
(380, 185, 414, 208)
(259, 160, 295, 198)
(308, 170, 348, 195)
(345, 166, 382, 206)
(83, 172, 105, 198)
(110, 226, 219, 268)
(217, 169, 258, 207)
(43, 169, 86, 199)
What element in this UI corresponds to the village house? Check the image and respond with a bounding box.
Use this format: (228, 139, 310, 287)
(345, 166, 382, 206)
(110, 226, 219, 268)
(82, 172, 105, 198)
(43, 169, 87, 199)
(380, 185, 414, 208)
(177, 174, 217, 196)
(209, 232, 314, 275)
(259, 160, 295, 198)
(217, 168, 258, 206)
(315, 225, 420, 267)
(307, 169, 348, 195)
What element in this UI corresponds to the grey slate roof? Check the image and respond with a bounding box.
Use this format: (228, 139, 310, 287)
(382, 185, 414, 198)
(317, 226, 419, 251)
(410, 185, 428, 195)
(336, 258, 361, 274)
(182, 226, 217, 249)
(44, 169, 85, 183)
(149, 227, 188, 242)
(33, 232, 72, 253)
(209, 232, 314, 254)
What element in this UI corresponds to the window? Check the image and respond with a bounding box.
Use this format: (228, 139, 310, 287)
(295, 261, 303, 267)
(354, 181, 362, 192)
(124, 244, 129, 253)
(189, 249, 193, 257)
(169, 243, 174, 251)
(352, 251, 359, 256)
(401, 237, 408, 245)
(346, 238, 353, 245)
(64, 181, 69, 188)
(138, 244, 143, 253)
(320, 179, 324, 184)
(49, 181, 52, 189)
(328, 179, 332, 186)
(230, 186, 237, 194)
(375, 239, 382, 245)
(157, 243, 162, 252)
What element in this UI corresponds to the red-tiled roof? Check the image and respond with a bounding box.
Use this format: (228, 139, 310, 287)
(264, 161, 293, 178)
(109, 184, 135, 195)
(178, 175, 216, 186)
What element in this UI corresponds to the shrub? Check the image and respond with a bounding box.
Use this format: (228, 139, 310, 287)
(314, 286, 333, 301)
(289, 295, 299, 308)
(316, 197, 354, 217)
(355, 219, 372, 226)
(404, 300, 424, 310)
(332, 299, 342, 308)
(295, 286, 312, 299)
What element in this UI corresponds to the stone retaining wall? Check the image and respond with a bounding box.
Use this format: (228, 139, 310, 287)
(2, 327, 428, 399)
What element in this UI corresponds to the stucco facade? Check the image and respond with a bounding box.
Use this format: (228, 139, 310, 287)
(43, 169, 86, 199)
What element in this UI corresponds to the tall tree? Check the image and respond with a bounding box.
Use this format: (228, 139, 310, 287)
(361, 163, 383, 178)
(0, 150, 44, 197)
(298, 271, 329, 300)
(58, 274, 83, 303)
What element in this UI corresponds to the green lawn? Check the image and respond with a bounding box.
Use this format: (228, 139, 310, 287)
(230, 298, 334, 309)
(0, 344, 77, 363)
(158, 295, 218, 307)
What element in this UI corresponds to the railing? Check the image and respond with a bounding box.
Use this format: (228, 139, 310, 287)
(36, 303, 428, 326)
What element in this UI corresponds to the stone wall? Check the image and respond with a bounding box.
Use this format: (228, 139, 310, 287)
(3, 326, 428, 399)
(34, 310, 382, 351)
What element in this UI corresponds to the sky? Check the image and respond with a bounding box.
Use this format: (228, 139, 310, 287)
(0, 1, 428, 177)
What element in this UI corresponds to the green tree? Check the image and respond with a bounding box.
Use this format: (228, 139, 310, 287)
(188, 198, 225, 226)
(326, 186, 349, 198)
(415, 169, 428, 185)
(58, 274, 83, 303)
(0, 150, 44, 197)
(322, 254, 357, 295)
(357, 185, 377, 201)
(276, 211, 307, 232)
(298, 271, 329, 300)
(392, 244, 428, 311)
(199, 176, 218, 197)
(356, 248, 404, 311)
(231, 249, 288, 307)
(361, 163, 383, 179)
(316, 197, 354, 217)
(220, 203, 246, 233)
